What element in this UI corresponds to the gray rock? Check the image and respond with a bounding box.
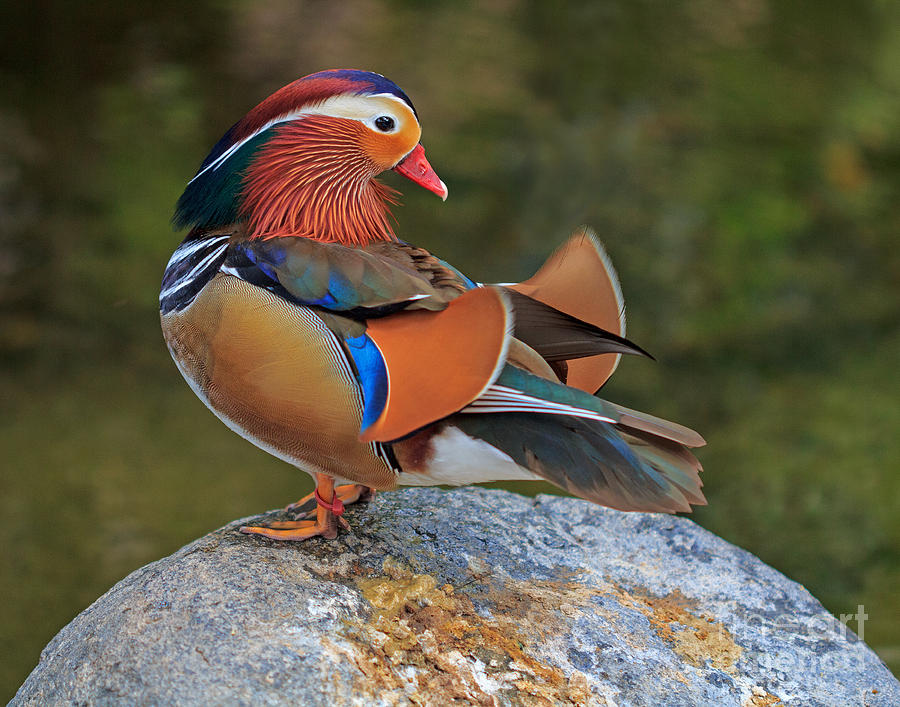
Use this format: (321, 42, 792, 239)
(13, 488, 898, 706)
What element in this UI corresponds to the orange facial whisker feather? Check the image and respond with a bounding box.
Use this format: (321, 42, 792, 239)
(241, 117, 400, 246)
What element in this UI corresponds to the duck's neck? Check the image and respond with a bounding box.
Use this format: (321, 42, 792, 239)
(241, 117, 398, 246)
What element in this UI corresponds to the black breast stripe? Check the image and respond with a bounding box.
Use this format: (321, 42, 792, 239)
(160, 234, 231, 313)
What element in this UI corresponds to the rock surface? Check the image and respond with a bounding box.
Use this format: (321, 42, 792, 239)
(14, 488, 898, 706)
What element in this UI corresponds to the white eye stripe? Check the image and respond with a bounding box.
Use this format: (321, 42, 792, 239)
(188, 94, 416, 185)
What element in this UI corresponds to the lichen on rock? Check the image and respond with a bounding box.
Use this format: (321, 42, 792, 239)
(348, 557, 594, 704)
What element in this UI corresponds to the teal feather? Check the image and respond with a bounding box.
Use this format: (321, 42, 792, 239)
(173, 133, 269, 230)
(493, 363, 624, 422)
(239, 237, 451, 313)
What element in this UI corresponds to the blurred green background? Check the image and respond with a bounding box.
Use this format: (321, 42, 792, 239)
(1, 0, 898, 697)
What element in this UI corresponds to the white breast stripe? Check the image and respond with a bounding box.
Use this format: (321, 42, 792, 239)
(159, 242, 230, 299)
(164, 235, 230, 269)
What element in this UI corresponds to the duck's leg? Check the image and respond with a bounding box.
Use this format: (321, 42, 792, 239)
(284, 483, 375, 519)
(239, 474, 349, 541)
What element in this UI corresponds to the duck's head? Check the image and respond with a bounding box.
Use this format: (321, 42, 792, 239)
(173, 69, 446, 245)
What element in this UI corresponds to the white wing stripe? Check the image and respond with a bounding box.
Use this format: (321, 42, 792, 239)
(461, 384, 615, 423)
(461, 404, 614, 423)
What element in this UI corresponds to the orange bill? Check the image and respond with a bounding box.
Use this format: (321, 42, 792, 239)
(393, 143, 448, 200)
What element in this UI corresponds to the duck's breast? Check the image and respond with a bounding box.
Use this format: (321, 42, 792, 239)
(161, 273, 397, 487)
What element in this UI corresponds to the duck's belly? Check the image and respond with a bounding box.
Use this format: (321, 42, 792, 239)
(160, 273, 396, 488)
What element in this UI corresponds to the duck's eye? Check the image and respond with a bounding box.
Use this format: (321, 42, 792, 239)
(374, 115, 395, 132)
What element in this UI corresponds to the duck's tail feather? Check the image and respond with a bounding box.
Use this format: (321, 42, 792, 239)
(617, 427, 706, 507)
(454, 363, 705, 513)
(607, 401, 706, 448)
(453, 411, 705, 513)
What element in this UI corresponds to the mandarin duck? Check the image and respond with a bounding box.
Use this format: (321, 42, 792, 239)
(160, 69, 706, 541)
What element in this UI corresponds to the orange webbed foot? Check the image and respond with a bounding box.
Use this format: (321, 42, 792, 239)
(240, 473, 361, 542)
(239, 512, 346, 541)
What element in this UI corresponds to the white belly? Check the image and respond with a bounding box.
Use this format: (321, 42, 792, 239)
(396, 426, 538, 487)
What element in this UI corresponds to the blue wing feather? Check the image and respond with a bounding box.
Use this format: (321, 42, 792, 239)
(229, 238, 450, 314)
(343, 334, 389, 432)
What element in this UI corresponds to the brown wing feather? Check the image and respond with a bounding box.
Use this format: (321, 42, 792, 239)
(510, 228, 625, 393)
(361, 286, 511, 443)
(609, 402, 707, 448)
(362, 240, 471, 301)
